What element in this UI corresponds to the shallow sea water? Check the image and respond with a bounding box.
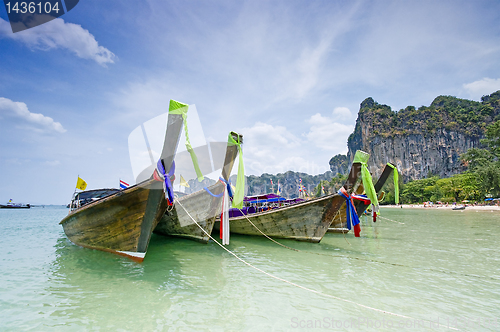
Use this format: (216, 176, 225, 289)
(0, 206, 499, 331)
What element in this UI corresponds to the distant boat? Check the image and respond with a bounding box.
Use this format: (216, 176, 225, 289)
(452, 205, 466, 210)
(213, 160, 362, 243)
(0, 199, 30, 209)
(59, 100, 186, 262)
(153, 132, 242, 243)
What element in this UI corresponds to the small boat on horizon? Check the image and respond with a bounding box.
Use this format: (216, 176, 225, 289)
(0, 199, 30, 209)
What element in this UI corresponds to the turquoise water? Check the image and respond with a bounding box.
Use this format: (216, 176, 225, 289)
(0, 207, 499, 331)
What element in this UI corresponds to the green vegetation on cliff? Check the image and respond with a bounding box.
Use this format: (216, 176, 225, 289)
(244, 91, 500, 203)
(348, 91, 500, 144)
(379, 116, 500, 204)
(328, 154, 348, 175)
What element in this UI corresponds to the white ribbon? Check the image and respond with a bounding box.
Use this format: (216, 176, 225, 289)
(221, 185, 230, 245)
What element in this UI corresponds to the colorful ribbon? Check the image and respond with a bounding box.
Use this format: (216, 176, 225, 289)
(353, 150, 378, 210)
(386, 163, 399, 204)
(351, 194, 371, 205)
(220, 184, 230, 245)
(219, 177, 233, 197)
(339, 187, 360, 230)
(157, 159, 176, 205)
(228, 132, 244, 209)
(202, 178, 233, 198)
(168, 100, 204, 182)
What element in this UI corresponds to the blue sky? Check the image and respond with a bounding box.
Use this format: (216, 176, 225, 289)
(1, 0, 500, 204)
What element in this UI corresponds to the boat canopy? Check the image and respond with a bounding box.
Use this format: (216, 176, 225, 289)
(75, 189, 120, 201)
(244, 193, 287, 203)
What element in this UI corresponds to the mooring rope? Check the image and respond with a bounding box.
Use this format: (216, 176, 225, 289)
(378, 215, 405, 224)
(235, 207, 498, 281)
(337, 207, 351, 245)
(176, 200, 460, 330)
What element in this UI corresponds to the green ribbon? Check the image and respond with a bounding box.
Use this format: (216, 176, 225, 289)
(386, 163, 399, 204)
(168, 100, 204, 182)
(228, 133, 244, 209)
(353, 150, 378, 208)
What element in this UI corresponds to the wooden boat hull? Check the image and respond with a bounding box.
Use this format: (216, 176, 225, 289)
(0, 205, 30, 209)
(154, 182, 225, 243)
(59, 179, 166, 262)
(213, 162, 361, 242)
(214, 193, 347, 243)
(153, 132, 242, 243)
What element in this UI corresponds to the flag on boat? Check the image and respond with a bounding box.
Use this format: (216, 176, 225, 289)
(321, 185, 325, 195)
(277, 181, 282, 195)
(119, 180, 129, 190)
(76, 177, 87, 191)
(179, 175, 190, 188)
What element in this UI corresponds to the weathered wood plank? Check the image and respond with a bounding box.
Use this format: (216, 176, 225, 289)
(154, 182, 224, 243)
(60, 179, 165, 257)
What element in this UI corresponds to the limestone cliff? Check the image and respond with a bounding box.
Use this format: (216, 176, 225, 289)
(346, 91, 500, 181)
(329, 154, 348, 175)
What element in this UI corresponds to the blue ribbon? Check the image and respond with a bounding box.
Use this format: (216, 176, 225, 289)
(203, 178, 233, 198)
(203, 187, 224, 198)
(157, 159, 175, 204)
(219, 177, 233, 197)
(338, 189, 361, 230)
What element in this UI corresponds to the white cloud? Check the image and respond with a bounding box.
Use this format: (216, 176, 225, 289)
(239, 122, 319, 175)
(305, 109, 353, 153)
(0, 97, 66, 133)
(0, 18, 115, 66)
(332, 107, 352, 120)
(463, 78, 500, 99)
(289, 38, 332, 100)
(238, 114, 352, 176)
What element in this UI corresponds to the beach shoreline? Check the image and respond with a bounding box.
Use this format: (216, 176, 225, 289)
(382, 204, 500, 211)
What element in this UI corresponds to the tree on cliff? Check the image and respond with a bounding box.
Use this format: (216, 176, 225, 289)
(328, 154, 348, 175)
(346, 91, 500, 181)
(462, 117, 500, 198)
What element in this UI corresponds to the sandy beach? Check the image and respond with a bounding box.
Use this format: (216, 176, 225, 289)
(383, 204, 500, 211)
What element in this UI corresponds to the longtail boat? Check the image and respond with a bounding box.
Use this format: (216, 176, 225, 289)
(153, 132, 243, 243)
(213, 159, 362, 243)
(59, 100, 188, 262)
(328, 162, 398, 233)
